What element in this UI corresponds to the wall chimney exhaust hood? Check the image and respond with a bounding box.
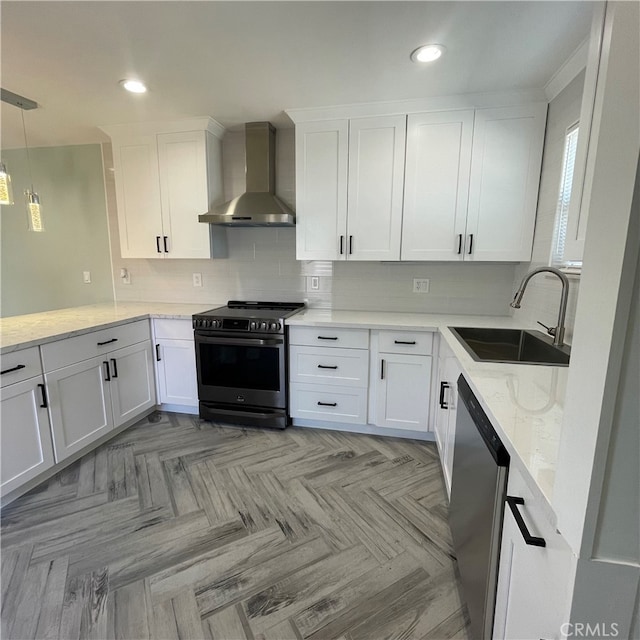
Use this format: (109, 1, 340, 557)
(199, 122, 295, 227)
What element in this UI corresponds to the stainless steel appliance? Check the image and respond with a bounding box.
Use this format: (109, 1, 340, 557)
(193, 301, 304, 429)
(449, 375, 510, 640)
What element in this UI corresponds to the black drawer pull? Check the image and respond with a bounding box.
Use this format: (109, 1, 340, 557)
(506, 496, 546, 547)
(317, 401, 337, 407)
(457, 233, 463, 255)
(1, 364, 26, 375)
(467, 233, 474, 255)
(317, 336, 338, 341)
(156, 236, 162, 253)
(394, 340, 416, 345)
(37, 383, 48, 408)
(381, 359, 385, 380)
(317, 364, 338, 370)
(110, 358, 118, 378)
(103, 361, 111, 382)
(97, 338, 118, 346)
(439, 381, 450, 409)
(339, 235, 344, 255)
(349, 235, 353, 255)
(163, 236, 169, 253)
(156, 344, 161, 361)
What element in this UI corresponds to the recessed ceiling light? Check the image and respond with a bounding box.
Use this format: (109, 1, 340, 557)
(410, 44, 446, 63)
(120, 79, 147, 94)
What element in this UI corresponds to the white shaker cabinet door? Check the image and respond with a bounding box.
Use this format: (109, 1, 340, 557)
(295, 120, 349, 260)
(155, 339, 198, 407)
(157, 130, 212, 259)
(401, 110, 474, 261)
(347, 116, 406, 261)
(45, 357, 113, 462)
(109, 342, 156, 428)
(0, 377, 55, 495)
(465, 104, 547, 262)
(112, 134, 163, 259)
(374, 353, 432, 431)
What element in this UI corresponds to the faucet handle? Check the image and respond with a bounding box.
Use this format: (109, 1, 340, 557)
(537, 320, 557, 337)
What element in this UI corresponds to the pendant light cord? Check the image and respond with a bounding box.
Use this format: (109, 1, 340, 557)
(21, 108, 34, 190)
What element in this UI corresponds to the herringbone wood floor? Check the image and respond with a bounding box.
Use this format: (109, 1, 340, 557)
(1, 412, 470, 640)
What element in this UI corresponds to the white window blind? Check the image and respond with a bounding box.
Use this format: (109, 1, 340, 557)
(551, 123, 581, 270)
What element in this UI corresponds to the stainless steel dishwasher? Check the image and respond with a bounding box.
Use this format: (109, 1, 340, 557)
(449, 375, 510, 640)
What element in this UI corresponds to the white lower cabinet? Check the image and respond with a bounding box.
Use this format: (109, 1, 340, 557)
(0, 376, 55, 495)
(289, 383, 368, 424)
(153, 319, 198, 409)
(493, 465, 573, 640)
(369, 330, 434, 433)
(373, 353, 431, 431)
(434, 337, 463, 497)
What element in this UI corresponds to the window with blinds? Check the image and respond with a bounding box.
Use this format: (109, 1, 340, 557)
(551, 123, 582, 270)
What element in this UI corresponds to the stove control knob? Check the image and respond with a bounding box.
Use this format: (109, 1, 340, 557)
(270, 322, 279, 331)
(260, 321, 268, 331)
(214, 319, 221, 329)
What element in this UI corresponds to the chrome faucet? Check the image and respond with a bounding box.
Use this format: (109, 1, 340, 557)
(510, 266, 570, 347)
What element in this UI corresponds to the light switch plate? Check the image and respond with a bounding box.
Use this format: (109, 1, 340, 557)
(193, 273, 203, 287)
(413, 278, 430, 293)
(83, 271, 91, 284)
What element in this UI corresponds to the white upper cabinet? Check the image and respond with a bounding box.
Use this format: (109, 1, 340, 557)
(347, 116, 406, 261)
(103, 119, 225, 260)
(295, 116, 405, 261)
(401, 110, 474, 261)
(292, 101, 546, 263)
(295, 120, 348, 260)
(465, 105, 547, 262)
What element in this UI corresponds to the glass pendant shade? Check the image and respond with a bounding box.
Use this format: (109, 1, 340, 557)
(0, 162, 14, 205)
(26, 189, 44, 232)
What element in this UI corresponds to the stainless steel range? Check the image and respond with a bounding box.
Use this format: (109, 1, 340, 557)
(193, 301, 305, 429)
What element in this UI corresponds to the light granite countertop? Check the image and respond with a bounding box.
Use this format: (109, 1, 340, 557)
(288, 309, 568, 523)
(0, 302, 222, 353)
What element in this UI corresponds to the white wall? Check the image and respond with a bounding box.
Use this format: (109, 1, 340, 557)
(511, 72, 585, 343)
(107, 129, 516, 315)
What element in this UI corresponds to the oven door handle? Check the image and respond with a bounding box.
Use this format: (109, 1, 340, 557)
(195, 335, 284, 347)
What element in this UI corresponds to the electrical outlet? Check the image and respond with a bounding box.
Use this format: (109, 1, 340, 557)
(83, 271, 91, 284)
(413, 278, 430, 293)
(310, 276, 320, 291)
(192, 273, 202, 287)
(120, 268, 131, 285)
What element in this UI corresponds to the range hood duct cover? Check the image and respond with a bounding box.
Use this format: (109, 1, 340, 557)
(199, 122, 295, 227)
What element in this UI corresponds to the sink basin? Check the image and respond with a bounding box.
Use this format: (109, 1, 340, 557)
(449, 327, 570, 366)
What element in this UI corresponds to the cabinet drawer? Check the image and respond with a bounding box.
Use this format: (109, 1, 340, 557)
(377, 330, 433, 355)
(0, 347, 42, 388)
(289, 326, 369, 349)
(290, 346, 368, 388)
(290, 383, 367, 424)
(153, 318, 194, 341)
(41, 320, 151, 372)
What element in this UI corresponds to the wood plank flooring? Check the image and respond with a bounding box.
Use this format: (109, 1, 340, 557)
(1, 412, 470, 639)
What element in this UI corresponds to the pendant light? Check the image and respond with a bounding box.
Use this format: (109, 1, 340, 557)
(0, 162, 14, 205)
(20, 108, 44, 232)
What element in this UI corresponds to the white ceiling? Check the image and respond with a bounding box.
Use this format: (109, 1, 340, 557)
(1, 1, 593, 148)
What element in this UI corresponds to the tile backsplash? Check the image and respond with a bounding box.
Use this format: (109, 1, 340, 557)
(105, 128, 517, 316)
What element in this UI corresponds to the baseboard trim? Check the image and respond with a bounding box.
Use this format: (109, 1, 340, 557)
(291, 418, 435, 442)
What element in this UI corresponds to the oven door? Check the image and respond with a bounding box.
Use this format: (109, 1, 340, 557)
(195, 331, 286, 409)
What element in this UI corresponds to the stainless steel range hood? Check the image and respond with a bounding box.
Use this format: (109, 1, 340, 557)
(199, 122, 295, 227)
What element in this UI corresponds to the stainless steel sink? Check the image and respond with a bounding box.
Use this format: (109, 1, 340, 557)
(449, 327, 570, 366)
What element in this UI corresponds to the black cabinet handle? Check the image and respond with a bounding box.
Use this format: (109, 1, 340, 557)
(317, 401, 337, 407)
(97, 338, 118, 346)
(37, 383, 48, 408)
(156, 236, 162, 253)
(110, 358, 118, 378)
(103, 361, 111, 382)
(381, 359, 385, 380)
(339, 235, 344, 255)
(394, 340, 416, 345)
(317, 336, 338, 341)
(467, 233, 474, 255)
(457, 233, 463, 255)
(317, 364, 338, 370)
(1, 364, 26, 375)
(156, 344, 161, 361)
(506, 496, 546, 547)
(349, 235, 353, 255)
(163, 236, 169, 253)
(439, 381, 450, 409)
